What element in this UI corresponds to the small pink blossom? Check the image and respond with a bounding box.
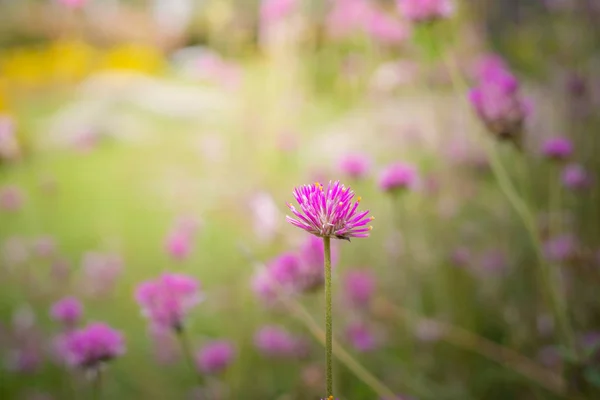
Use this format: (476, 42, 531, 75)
(56, 322, 125, 369)
(344, 270, 376, 307)
(0, 185, 24, 212)
(541, 137, 573, 161)
(337, 153, 372, 180)
(261, 0, 297, 25)
(346, 322, 379, 352)
(135, 273, 203, 332)
(254, 325, 308, 359)
(397, 0, 454, 23)
(50, 297, 83, 328)
(195, 340, 236, 374)
(378, 163, 418, 192)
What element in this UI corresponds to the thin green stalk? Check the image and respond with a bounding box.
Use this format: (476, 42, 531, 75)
(176, 328, 204, 387)
(92, 368, 102, 400)
(323, 236, 333, 397)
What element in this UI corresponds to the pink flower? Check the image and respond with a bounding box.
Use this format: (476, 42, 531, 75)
(57, 0, 87, 8)
(286, 181, 374, 241)
(254, 325, 307, 359)
(344, 270, 375, 307)
(562, 163, 592, 190)
(378, 163, 418, 192)
(337, 153, 372, 180)
(56, 322, 124, 369)
(544, 234, 577, 263)
(33, 236, 56, 258)
(261, 0, 297, 25)
(542, 137, 573, 161)
(165, 230, 193, 261)
(365, 11, 410, 45)
(50, 297, 83, 328)
(346, 322, 378, 352)
(326, 0, 373, 39)
(397, 0, 454, 23)
(297, 235, 339, 292)
(82, 252, 123, 297)
(135, 273, 203, 332)
(0, 185, 24, 212)
(195, 340, 236, 374)
(468, 59, 530, 144)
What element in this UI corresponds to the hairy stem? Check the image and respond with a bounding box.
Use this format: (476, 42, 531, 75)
(323, 236, 333, 397)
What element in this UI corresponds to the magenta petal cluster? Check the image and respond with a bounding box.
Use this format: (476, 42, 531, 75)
(562, 163, 592, 190)
(337, 153, 372, 180)
(254, 325, 307, 359)
(50, 297, 83, 328)
(468, 57, 530, 143)
(378, 163, 418, 192)
(542, 137, 573, 161)
(195, 340, 236, 374)
(397, 0, 454, 23)
(344, 270, 376, 307)
(57, 322, 124, 368)
(135, 273, 203, 332)
(286, 181, 373, 241)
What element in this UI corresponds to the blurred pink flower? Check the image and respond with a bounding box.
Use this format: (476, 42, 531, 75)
(254, 325, 307, 359)
(541, 137, 573, 161)
(365, 11, 410, 45)
(196, 53, 241, 90)
(261, 0, 297, 25)
(135, 273, 203, 332)
(562, 163, 592, 190)
(249, 192, 281, 244)
(378, 163, 418, 192)
(57, 0, 87, 8)
(165, 230, 193, 261)
(195, 340, 236, 374)
(346, 322, 378, 352)
(337, 153, 372, 180)
(50, 297, 83, 328)
(344, 270, 376, 307)
(450, 246, 472, 267)
(33, 236, 56, 258)
(82, 252, 123, 297)
(56, 322, 125, 369)
(544, 234, 577, 263)
(4, 346, 42, 374)
(297, 235, 339, 292)
(326, 0, 372, 39)
(0, 185, 24, 212)
(397, 0, 454, 23)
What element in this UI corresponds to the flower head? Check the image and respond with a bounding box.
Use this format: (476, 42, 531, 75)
(286, 181, 373, 241)
(57, 322, 124, 369)
(0, 185, 24, 212)
(195, 340, 235, 374)
(50, 297, 83, 328)
(562, 163, 592, 190)
(542, 137, 573, 161)
(165, 230, 193, 261)
(544, 234, 577, 263)
(344, 270, 376, 307)
(254, 325, 307, 359)
(378, 163, 418, 192)
(261, 0, 297, 25)
(346, 322, 378, 352)
(337, 153, 372, 180)
(135, 273, 203, 332)
(397, 0, 454, 23)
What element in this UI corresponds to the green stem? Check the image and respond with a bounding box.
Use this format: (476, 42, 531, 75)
(323, 236, 333, 397)
(92, 368, 102, 400)
(176, 328, 204, 387)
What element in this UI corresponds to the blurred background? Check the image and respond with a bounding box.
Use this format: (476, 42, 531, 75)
(1, 0, 600, 399)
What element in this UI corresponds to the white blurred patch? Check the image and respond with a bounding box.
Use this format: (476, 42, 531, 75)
(249, 192, 281, 244)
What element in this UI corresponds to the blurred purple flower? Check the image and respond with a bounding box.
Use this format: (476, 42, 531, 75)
(286, 181, 373, 241)
(254, 326, 307, 359)
(365, 11, 410, 45)
(33, 236, 56, 258)
(561, 163, 592, 190)
(82, 252, 123, 296)
(544, 234, 577, 263)
(471, 54, 509, 81)
(326, 0, 372, 39)
(4, 346, 42, 374)
(50, 297, 83, 328)
(260, 0, 296, 25)
(195, 340, 236, 374)
(251, 268, 279, 304)
(0, 185, 24, 212)
(337, 153, 372, 180)
(346, 322, 378, 352)
(469, 59, 529, 145)
(165, 230, 193, 262)
(344, 270, 376, 307)
(397, 0, 454, 23)
(541, 137, 573, 161)
(378, 163, 418, 193)
(56, 322, 124, 369)
(297, 235, 339, 292)
(135, 273, 203, 332)
(450, 246, 472, 267)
